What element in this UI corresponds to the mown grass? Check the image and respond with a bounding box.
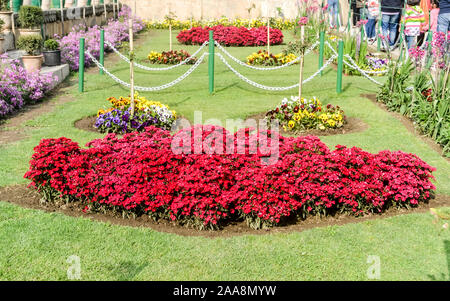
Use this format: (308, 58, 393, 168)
(0, 29, 449, 280)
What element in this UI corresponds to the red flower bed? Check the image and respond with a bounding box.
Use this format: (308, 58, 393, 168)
(24, 125, 436, 229)
(176, 25, 284, 46)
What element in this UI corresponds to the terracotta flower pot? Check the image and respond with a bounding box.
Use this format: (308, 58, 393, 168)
(22, 55, 43, 72)
(0, 11, 13, 33)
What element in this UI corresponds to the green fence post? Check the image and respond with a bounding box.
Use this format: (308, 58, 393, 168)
(398, 22, 405, 60)
(208, 30, 214, 94)
(99, 29, 104, 75)
(12, 0, 22, 12)
(79, 38, 85, 93)
(319, 31, 324, 76)
(377, 8, 381, 51)
(336, 40, 344, 94)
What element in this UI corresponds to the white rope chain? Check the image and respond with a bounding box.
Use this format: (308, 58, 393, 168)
(214, 40, 320, 71)
(86, 51, 207, 91)
(342, 55, 383, 86)
(216, 52, 337, 91)
(105, 40, 209, 71)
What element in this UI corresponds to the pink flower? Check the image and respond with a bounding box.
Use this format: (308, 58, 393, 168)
(298, 17, 309, 26)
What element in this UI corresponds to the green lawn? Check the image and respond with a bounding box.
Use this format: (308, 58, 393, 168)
(0, 29, 449, 280)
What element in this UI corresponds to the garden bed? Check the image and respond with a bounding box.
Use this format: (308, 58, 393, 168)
(1, 184, 449, 238)
(247, 113, 368, 137)
(363, 93, 450, 162)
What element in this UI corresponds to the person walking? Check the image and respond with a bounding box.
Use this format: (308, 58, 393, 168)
(380, 0, 405, 49)
(437, 0, 450, 32)
(402, 0, 426, 49)
(328, 0, 340, 28)
(352, 0, 365, 26)
(366, 0, 380, 43)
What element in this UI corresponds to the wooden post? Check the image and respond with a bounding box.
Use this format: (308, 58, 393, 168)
(169, 23, 172, 51)
(10, 0, 15, 47)
(93, 0, 96, 17)
(129, 18, 135, 116)
(208, 30, 215, 94)
(267, 17, 270, 55)
(336, 40, 344, 93)
(60, 0, 64, 35)
(104, 1, 107, 19)
(79, 38, 85, 93)
(299, 26, 305, 98)
(112, 0, 115, 19)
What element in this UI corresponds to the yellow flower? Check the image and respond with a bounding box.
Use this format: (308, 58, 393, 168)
(293, 113, 301, 121)
(327, 119, 336, 127)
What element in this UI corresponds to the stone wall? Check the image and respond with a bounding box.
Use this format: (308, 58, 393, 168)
(119, 0, 350, 24)
(1, 4, 118, 52)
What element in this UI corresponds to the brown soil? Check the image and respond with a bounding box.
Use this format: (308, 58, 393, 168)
(362, 93, 450, 162)
(74, 115, 98, 133)
(2, 184, 449, 238)
(247, 112, 369, 137)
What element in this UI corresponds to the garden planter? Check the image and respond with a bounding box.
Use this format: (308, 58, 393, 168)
(0, 11, 13, 32)
(41, 0, 51, 10)
(22, 55, 43, 72)
(18, 28, 41, 37)
(0, 36, 4, 54)
(43, 49, 61, 66)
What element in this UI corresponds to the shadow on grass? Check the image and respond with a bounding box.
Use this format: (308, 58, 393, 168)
(427, 240, 450, 281)
(107, 261, 148, 281)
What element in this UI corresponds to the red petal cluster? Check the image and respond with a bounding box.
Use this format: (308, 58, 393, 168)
(176, 25, 284, 46)
(24, 125, 436, 229)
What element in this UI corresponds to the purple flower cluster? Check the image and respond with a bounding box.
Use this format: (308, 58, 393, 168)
(58, 7, 145, 71)
(0, 55, 55, 118)
(366, 56, 388, 70)
(95, 108, 161, 134)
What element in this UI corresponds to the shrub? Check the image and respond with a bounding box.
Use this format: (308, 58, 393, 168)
(44, 39, 59, 51)
(0, 0, 9, 11)
(18, 5, 44, 29)
(246, 50, 298, 66)
(95, 94, 176, 133)
(265, 96, 346, 131)
(147, 50, 197, 65)
(25, 125, 436, 229)
(176, 25, 283, 46)
(17, 34, 43, 55)
(0, 18, 4, 31)
(0, 55, 55, 118)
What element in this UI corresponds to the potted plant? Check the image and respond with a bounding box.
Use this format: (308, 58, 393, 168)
(18, 5, 43, 37)
(0, 0, 13, 33)
(43, 38, 61, 66)
(17, 34, 43, 72)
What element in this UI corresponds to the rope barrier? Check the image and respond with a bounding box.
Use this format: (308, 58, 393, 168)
(214, 41, 320, 71)
(86, 51, 207, 91)
(105, 40, 209, 71)
(215, 53, 337, 91)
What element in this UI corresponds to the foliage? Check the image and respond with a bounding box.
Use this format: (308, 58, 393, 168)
(95, 94, 176, 133)
(25, 126, 436, 229)
(57, 7, 145, 71)
(265, 96, 346, 131)
(0, 0, 9, 11)
(0, 18, 4, 31)
(147, 50, 196, 65)
(246, 50, 297, 66)
(0, 54, 55, 118)
(43, 39, 59, 51)
(16, 34, 43, 55)
(18, 5, 43, 29)
(177, 25, 283, 47)
(377, 32, 450, 156)
(146, 17, 297, 31)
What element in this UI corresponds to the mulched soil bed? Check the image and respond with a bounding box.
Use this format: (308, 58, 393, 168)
(1, 184, 448, 238)
(362, 93, 449, 162)
(247, 112, 369, 137)
(74, 115, 98, 133)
